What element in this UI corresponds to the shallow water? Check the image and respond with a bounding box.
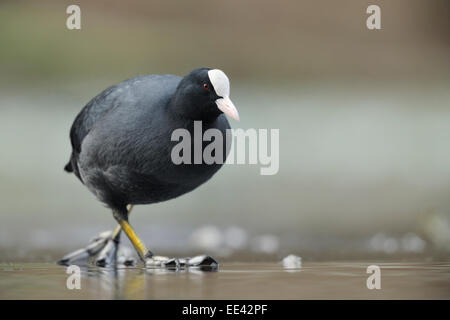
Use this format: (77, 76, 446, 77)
(0, 261, 449, 299)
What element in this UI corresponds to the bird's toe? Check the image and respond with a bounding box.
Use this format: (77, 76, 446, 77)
(57, 248, 91, 266)
(57, 232, 111, 266)
(162, 258, 180, 269)
(89, 230, 113, 243)
(187, 255, 219, 269)
(144, 255, 170, 268)
(117, 245, 138, 266)
(94, 238, 118, 267)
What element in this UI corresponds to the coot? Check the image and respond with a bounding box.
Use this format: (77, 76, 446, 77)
(59, 68, 239, 268)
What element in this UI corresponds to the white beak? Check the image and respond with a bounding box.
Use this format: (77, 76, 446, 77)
(216, 96, 240, 121)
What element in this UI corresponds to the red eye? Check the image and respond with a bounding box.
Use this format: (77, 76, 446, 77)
(203, 83, 209, 90)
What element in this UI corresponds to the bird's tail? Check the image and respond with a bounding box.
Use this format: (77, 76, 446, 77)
(64, 161, 73, 173)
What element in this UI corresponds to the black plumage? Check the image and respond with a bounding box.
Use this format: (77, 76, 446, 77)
(65, 68, 235, 218)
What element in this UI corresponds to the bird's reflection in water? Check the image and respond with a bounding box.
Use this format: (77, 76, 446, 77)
(82, 265, 217, 299)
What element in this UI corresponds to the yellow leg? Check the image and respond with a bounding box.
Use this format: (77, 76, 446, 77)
(118, 219, 150, 260)
(112, 205, 152, 261)
(111, 205, 134, 239)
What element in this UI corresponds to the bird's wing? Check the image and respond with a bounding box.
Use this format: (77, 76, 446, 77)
(70, 84, 123, 154)
(66, 75, 182, 180)
(69, 75, 180, 155)
(66, 77, 145, 178)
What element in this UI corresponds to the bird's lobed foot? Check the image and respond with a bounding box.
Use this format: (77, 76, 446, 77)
(145, 255, 219, 270)
(57, 231, 218, 270)
(57, 232, 111, 266)
(57, 231, 137, 267)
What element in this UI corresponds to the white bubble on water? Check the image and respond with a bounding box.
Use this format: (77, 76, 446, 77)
(282, 254, 302, 269)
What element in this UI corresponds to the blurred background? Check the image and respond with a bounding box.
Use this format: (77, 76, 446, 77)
(0, 0, 449, 262)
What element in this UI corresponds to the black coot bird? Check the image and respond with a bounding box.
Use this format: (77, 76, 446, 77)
(59, 68, 239, 268)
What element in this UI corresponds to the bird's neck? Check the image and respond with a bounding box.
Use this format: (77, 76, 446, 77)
(168, 96, 220, 122)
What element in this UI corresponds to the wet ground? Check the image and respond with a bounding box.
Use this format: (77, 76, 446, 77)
(0, 261, 449, 299)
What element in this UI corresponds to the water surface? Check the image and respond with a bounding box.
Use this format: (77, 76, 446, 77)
(1, 261, 448, 299)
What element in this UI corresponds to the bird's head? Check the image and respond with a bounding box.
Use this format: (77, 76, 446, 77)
(172, 68, 239, 121)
